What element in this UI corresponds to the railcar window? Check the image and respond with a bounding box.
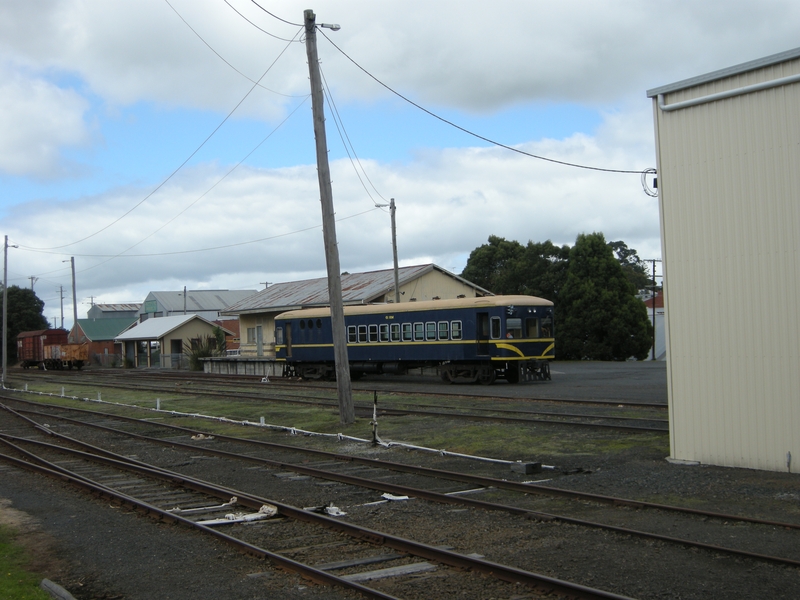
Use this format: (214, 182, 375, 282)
(358, 325, 368, 343)
(299, 320, 305, 330)
(379, 324, 389, 342)
(414, 322, 424, 341)
(391, 323, 401, 341)
(348, 326, 357, 343)
(438, 321, 449, 339)
(275, 327, 284, 345)
(490, 316, 501, 339)
(426, 322, 436, 340)
(402, 323, 412, 341)
(541, 317, 553, 338)
(369, 324, 379, 342)
(525, 318, 539, 338)
(451, 321, 462, 339)
(506, 317, 522, 339)
(316, 319, 322, 328)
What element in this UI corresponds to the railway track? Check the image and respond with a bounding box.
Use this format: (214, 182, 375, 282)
(0, 402, 634, 600)
(3, 396, 799, 579)
(8, 370, 668, 432)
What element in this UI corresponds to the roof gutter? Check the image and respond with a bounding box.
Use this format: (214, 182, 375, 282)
(657, 72, 800, 112)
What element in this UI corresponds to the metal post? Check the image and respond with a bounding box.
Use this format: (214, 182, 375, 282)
(304, 9, 354, 424)
(59, 286, 64, 328)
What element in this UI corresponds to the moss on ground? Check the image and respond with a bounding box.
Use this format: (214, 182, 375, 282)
(0, 526, 50, 600)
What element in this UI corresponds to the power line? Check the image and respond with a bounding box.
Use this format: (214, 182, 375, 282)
(165, 0, 303, 95)
(320, 64, 387, 206)
(223, 0, 303, 43)
(17, 207, 380, 261)
(19, 27, 302, 253)
(318, 28, 651, 176)
(249, 0, 303, 27)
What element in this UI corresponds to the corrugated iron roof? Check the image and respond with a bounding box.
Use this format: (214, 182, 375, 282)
(142, 290, 256, 313)
(221, 264, 490, 315)
(116, 315, 233, 341)
(75, 318, 138, 341)
(92, 303, 142, 312)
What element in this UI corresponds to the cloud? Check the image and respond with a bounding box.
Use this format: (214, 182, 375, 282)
(0, 64, 91, 177)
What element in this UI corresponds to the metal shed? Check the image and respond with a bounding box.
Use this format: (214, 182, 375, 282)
(648, 47, 800, 472)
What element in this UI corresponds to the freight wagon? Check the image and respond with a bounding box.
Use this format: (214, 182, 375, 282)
(16, 329, 88, 370)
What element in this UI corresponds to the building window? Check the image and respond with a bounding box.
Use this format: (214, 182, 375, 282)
(247, 327, 256, 344)
(451, 321, 462, 340)
(275, 327, 283, 345)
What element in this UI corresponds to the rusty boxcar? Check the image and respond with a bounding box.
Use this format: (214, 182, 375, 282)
(17, 329, 88, 370)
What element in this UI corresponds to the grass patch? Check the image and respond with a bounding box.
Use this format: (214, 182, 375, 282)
(0, 525, 50, 600)
(4, 379, 668, 464)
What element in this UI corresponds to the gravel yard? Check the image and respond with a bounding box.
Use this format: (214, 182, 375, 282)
(1, 362, 799, 599)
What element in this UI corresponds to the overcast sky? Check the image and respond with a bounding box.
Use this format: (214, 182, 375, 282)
(2, 0, 799, 328)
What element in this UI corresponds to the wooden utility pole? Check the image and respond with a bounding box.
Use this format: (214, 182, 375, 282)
(390, 198, 401, 304)
(2, 236, 9, 386)
(69, 257, 78, 342)
(304, 9, 354, 424)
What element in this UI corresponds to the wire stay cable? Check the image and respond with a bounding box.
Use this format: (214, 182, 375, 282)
(19, 27, 302, 253)
(318, 28, 651, 176)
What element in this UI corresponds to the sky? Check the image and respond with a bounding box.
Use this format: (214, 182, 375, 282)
(2, 0, 799, 329)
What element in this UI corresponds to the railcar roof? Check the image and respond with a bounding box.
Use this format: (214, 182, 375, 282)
(276, 295, 552, 320)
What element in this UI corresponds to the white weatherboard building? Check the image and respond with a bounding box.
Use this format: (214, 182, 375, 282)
(648, 47, 800, 472)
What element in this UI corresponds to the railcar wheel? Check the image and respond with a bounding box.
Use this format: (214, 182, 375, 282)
(477, 369, 496, 385)
(440, 369, 452, 383)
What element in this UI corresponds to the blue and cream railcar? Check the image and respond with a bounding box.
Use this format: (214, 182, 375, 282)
(274, 295, 554, 384)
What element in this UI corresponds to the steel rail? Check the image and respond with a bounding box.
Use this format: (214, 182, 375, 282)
(5, 404, 800, 570)
(0, 444, 400, 600)
(4, 398, 798, 531)
(2, 380, 667, 432)
(0, 430, 633, 600)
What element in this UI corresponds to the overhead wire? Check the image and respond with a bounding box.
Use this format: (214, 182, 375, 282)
(249, 0, 304, 27)
(223, 0, 302, 43)
(18, 23, 302, 253)
(319, 64, 387, 206)
(17, 207, 381, 259)
(165, 0, 303, 95)
(318, 28, 651, 176)
(72, 95, 311, 275)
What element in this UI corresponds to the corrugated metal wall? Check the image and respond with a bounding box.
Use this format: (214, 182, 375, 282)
(653, 56, 800, 472)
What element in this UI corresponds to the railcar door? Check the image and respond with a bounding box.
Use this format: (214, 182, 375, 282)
(477, 312, 490, 355)
(285, 322, 292, 358)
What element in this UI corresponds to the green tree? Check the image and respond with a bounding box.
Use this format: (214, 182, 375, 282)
(608, 240, 651, 292)
(2, 286, 49, 364)
(515, 240, 571, 302)
(461, 235, 525, 294)
(558, 233, 653, 360)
